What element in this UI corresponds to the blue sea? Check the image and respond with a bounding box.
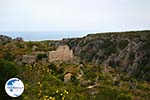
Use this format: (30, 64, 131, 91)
(0, 31, 91, 41)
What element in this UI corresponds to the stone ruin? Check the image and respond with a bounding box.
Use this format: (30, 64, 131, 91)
(48, 45, 73, 62)
(22, 55, 36, 64)
(22, 45, 73, 64)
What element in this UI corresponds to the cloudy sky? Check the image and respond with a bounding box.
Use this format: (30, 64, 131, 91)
(0, 0, 149, 40)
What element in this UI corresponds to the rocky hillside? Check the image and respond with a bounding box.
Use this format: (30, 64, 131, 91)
(62, 30, 150, 81)
(0, 32, 150, 100)
(0, 35, 12, 44)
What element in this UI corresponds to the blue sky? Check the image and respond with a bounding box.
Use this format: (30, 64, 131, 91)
(0, 0, 149, 40)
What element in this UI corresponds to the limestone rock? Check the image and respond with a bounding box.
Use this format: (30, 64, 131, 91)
(64, 73, 72, 83)
(63, 31, 150, 81)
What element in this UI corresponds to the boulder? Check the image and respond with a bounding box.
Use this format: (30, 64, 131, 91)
(64, 73, 72, 83)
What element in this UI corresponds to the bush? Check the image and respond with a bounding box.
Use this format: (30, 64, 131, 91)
(0, 59, 19, 99)
(0, 59, 18, 84)
(100, 40, 114, 48)
(117, 93, 132, 100)
(48, 63, 58, 75)
(15, 42, 24, 48)
(3, 52, 15, 61)
(95, 86, 119, 100)
(103, 47, 117, 55)
(37, 54, 47, 60)
(118, 40, 128, 49)
(48, 63, 57, 71)
(129, 52, 135, 61)
(83, 70, 97, 81)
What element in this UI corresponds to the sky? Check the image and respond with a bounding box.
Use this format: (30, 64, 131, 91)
(0, 0, 149, 40)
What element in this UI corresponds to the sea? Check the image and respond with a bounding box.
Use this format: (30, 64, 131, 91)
(0, 31, 91, 41)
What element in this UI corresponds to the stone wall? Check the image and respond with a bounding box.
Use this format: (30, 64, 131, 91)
(22, 55, 36, 63)
(48, 45, 73, 62)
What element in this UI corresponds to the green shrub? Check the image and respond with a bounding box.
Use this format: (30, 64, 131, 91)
(118, 40, 128, 49)
(48, 63, 57, 71)
(37, 54, 47, 60)
(103, 47, 117, 55)
(129, 52, 135, 61)
(0, 59, 19, 99)
(95, 86, 119, 100)
(100, 40, 114, 48)
(3, 52, 15, 61)
(15, 42, 24, 48)
(117, 93, 132, 100)
(84, 70, 97, 81)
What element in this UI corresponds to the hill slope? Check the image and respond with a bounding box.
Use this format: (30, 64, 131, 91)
(0, 31, 150, 100)
(63, 30, 150, 81)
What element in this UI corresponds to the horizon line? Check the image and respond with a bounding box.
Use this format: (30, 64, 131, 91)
(0, 29, 149, 41)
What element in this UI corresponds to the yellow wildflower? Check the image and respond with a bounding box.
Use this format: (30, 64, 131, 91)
(56, 90, 59, 93)
(66, 91, 68, 94)
(62, 97, 65, 100)
(49, 96, 52, 99)
(39, 84, 42, 87)
(38, 82, 40, 84)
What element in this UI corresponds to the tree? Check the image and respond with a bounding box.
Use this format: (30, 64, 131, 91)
(37, 54, 47, 60)
(0, 59, 19, 99)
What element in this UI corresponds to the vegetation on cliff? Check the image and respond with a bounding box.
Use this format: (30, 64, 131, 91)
(0, 30, 150, 100)
(64, 30, 150, 81)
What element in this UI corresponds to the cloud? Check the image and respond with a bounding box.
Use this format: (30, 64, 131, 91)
(0, 0, 149, 32)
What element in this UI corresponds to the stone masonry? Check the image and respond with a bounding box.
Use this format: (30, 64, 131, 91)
(48, 45, 73, 62)
(22, 55, 36, 63)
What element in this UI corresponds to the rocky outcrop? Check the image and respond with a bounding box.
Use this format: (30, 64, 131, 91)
(0, 35, 12, 45)
(62, 30, 150, 81)
(14, 37, 23, 42)
(64, 73, 72, 83)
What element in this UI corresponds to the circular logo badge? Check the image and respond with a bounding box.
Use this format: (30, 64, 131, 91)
(5, 78, 24, 97)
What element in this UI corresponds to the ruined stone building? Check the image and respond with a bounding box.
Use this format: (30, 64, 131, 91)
(22, 55, 36, 63)
(48, 45, 73, 62)
(22, 51, 47, 64)
(22, 45, 73, 63)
